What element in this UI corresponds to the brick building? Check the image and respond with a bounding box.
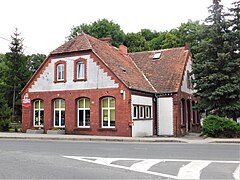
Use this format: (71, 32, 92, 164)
(21, 33, 201, 137)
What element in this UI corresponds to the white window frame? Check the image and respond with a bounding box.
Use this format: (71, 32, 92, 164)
(139, 106, 144, 119)
(145, 106, 151, 118)
(33, 100, 44, 127)
(54, 99, 65, 128)
(57, 64, 64, 81)
(133, 105, 138, 119)
(78, 98, 90, 128)
(77, 62, 85, 80)
(102, 97, 115, 128)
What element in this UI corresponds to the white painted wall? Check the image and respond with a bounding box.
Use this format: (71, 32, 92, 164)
(181, 57, 194, 94)
(158, 97, 173, 135)
(131, 95, 153, 137)
(132, 120, 153, 137)
(29, 55, 119, 92)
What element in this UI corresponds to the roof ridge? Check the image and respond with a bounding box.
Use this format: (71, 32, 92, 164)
(128, 46, 185, 55)
(82, 33, 93, 49)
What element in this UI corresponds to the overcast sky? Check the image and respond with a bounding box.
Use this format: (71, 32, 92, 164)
(0, 0, 236, 55)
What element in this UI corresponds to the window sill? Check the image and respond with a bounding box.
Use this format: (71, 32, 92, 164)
(73, 78, 87, 82)
(74, 127, 91, 131)
(54, 80, 66, 83)
(97, 128, 117, 131)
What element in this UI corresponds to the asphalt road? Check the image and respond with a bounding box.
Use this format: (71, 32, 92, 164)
(0, 139, 239, 179)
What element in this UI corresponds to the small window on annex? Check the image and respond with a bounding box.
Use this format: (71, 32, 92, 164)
(54, 99, 65, 127)
(102, 97, 115, 128)
(33, 100, 44, 127)
(145, 106, 151, 118)
(133, 105, 138, 119)
(57, 64, 64, 81)
(78, 98, 90, 127)
(139, 106, 144, 118)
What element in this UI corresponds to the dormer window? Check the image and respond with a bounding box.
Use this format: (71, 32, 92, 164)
(54, 60, 66, 83)
(74, 58, 87, 81)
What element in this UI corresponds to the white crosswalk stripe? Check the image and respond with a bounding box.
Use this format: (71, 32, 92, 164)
(233, 164, 240, 180)
(63, 156, 240, 180)
(130, 159, 162, 171)
(177, 160, 211, 179)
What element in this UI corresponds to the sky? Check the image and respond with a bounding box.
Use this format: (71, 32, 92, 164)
(0, 0, 236, 55)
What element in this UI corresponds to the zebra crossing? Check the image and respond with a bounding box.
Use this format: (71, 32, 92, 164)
(63, 156, 240, 180)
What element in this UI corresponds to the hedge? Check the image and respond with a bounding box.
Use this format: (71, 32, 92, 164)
(202, 115, 240, 138)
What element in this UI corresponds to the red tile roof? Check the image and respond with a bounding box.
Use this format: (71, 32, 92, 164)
(129, 47, 190, 93)
(51, 33, 156, 92)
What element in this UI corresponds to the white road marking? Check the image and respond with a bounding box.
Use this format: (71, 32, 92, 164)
(95, 158, 118, 165)
(177, 160, 211, 179)
(62, 156, 240, 180)
(233, 164, 240, 180)
(130, 159, 162, 171)
(63, 156, 177, 179)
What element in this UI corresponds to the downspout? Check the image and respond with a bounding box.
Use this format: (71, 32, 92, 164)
(154, 93, 158, 136)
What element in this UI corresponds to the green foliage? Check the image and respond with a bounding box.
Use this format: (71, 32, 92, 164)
(0, 119, 11, 132)
(192, 0, 240, 120)
(68, 19, 125, 47)
(124, 32, 150, 52)
(27, 53, 46, 73)
(202, 115, 240, 138)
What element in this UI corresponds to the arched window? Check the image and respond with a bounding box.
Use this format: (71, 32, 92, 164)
(54, 99, 65, 127)
(78, 98, 90, 127)
(33, 100, 44, 127)
(102, 97, 115, 128)
(54, 60, 66, 83)
(181, 99, 186, 126)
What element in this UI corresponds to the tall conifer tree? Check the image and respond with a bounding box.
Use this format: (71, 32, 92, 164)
(193, 0, 240, 120)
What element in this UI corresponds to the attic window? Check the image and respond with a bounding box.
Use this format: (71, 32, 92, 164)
(152, 52, 161, 60)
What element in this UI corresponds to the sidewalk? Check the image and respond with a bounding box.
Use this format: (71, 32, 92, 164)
(0, 132, 239, 144)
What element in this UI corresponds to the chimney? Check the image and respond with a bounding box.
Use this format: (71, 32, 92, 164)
(100, 37, 112, 44)
(119, 44, 128, 54)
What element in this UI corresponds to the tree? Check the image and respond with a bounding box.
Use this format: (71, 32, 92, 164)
(4, 28, 31, 122)
(124, 32, 150, 52)
(27, 53, 46, 73)
(68, 19, 126, 47)
(193, 0, 240, 120)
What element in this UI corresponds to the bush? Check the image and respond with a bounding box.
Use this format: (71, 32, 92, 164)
(0, 119, 11, 132)
(202, 115, 240, 138)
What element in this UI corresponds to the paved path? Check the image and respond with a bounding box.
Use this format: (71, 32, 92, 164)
(0, 132, 239, 143)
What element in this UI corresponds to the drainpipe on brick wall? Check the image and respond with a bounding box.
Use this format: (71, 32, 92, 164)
(154, 93, 158, 136)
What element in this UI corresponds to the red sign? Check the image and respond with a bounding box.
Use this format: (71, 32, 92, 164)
(22, 99, 31, 108)
(128, 121, 134, 126)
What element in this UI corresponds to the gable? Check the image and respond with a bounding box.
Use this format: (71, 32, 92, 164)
(29, 54, 119, 92)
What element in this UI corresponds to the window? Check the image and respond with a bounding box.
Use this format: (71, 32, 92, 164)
(54, 60, 66, 83)
(54, 99, 65, 127)
(57, 64, 64, 81)
(152, 52, 161, 60)
(74, 58, 87, 81)
(77, 62, 85, 80)
(33, 100, 44, 127)
(133, 106, 138, 119)
(139, 106, 144, 118)
(187, 71, 193, 89)
(102, 97, 115, 128)
(145, 106, 151, 118)
(181, 99, 186, 125)
(78, 98, 90, 127)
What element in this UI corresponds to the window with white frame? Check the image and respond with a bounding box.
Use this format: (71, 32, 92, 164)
(102, 97, 115, 128)
(57, 64, 64, 81)
(78, 98, 90, 127)
(33, 100, 44, 127)
(54, 99, 65, 127)
(139, 106, 144, 118)
(77, 62, 85, 80)
(133, 105, 138, 119)
(145, 106, 151, 118)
